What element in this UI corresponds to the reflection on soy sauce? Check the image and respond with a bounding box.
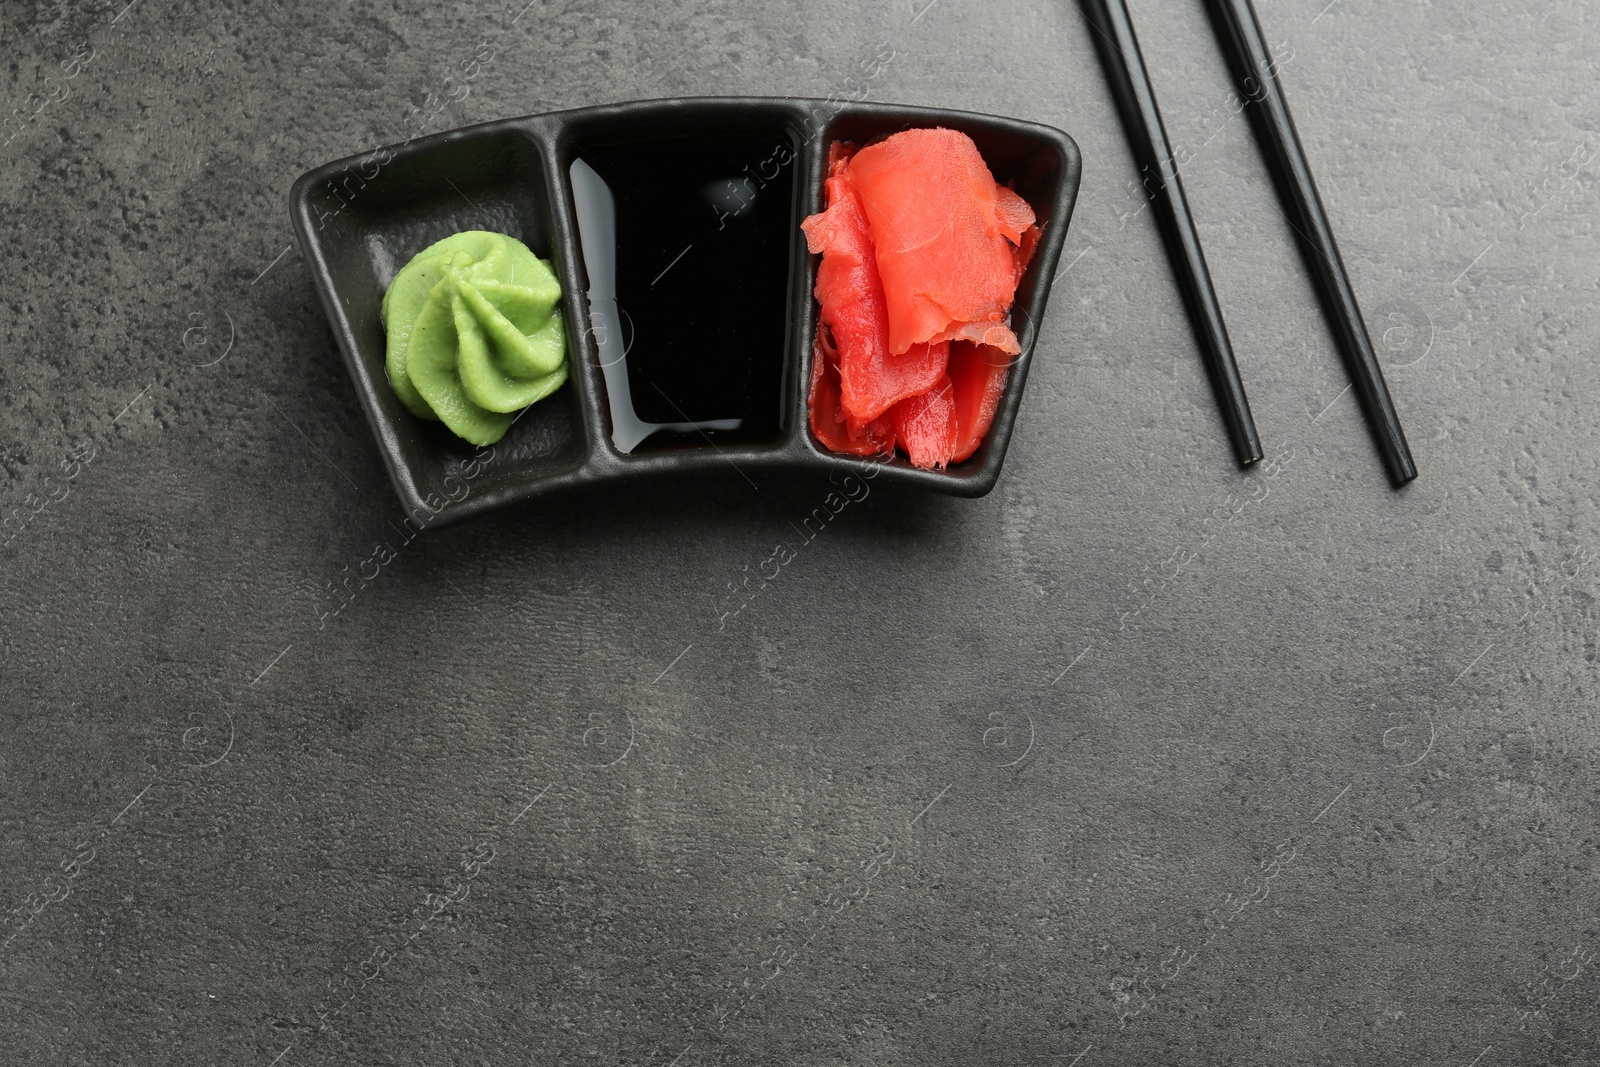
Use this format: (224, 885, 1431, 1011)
(577, 133, 796, 450)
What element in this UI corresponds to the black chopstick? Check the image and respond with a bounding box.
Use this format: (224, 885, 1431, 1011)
(1203, 0, 1417, 486)
(1078, 0, 1264, 468)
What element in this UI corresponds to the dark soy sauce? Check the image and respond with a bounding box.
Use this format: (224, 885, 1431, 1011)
(581, 134, 795, 445)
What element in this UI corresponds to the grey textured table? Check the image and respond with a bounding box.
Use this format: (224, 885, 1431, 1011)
(3, 0, 1596, 1063)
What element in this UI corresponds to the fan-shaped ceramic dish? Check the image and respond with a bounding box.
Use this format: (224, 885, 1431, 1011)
(291, 97, 1082, 527)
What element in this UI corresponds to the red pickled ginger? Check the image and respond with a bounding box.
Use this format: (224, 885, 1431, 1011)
(804, 128, 1036, 470)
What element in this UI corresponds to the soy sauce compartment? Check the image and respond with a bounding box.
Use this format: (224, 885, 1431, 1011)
(559, 105, 805, 457)
(292, 125, 589, 521)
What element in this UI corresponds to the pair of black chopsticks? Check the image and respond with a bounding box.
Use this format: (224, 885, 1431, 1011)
(1080, 0, 1416, 487)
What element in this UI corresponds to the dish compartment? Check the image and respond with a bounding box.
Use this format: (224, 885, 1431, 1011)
(553, 100, 813, 459)
(291, 122, 593, 525)
(793, 104, 1083, 495)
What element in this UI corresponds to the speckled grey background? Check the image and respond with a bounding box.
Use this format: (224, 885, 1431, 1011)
(2, 0, 1597, 1063)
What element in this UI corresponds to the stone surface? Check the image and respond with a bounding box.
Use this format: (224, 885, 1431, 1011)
(2, 0, 1597, 1063)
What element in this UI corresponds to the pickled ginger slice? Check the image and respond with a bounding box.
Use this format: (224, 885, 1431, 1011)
(808, 326, 895, 457)
(885, 375, 957, 470)
(947, 341, 1011, 463)
(801, 142, 948, 427)
(846, 127, 1037, 357)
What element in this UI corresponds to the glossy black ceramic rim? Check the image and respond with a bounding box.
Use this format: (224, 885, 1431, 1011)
(290, 97, 1083, 527)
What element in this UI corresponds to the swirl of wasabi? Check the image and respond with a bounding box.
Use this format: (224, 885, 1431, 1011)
(381, 230, 568, 446)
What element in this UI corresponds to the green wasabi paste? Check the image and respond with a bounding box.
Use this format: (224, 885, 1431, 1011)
(382, 230, 567, 445)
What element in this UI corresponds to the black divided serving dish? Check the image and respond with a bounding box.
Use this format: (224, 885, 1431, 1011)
(290, 98, 1082, 527)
